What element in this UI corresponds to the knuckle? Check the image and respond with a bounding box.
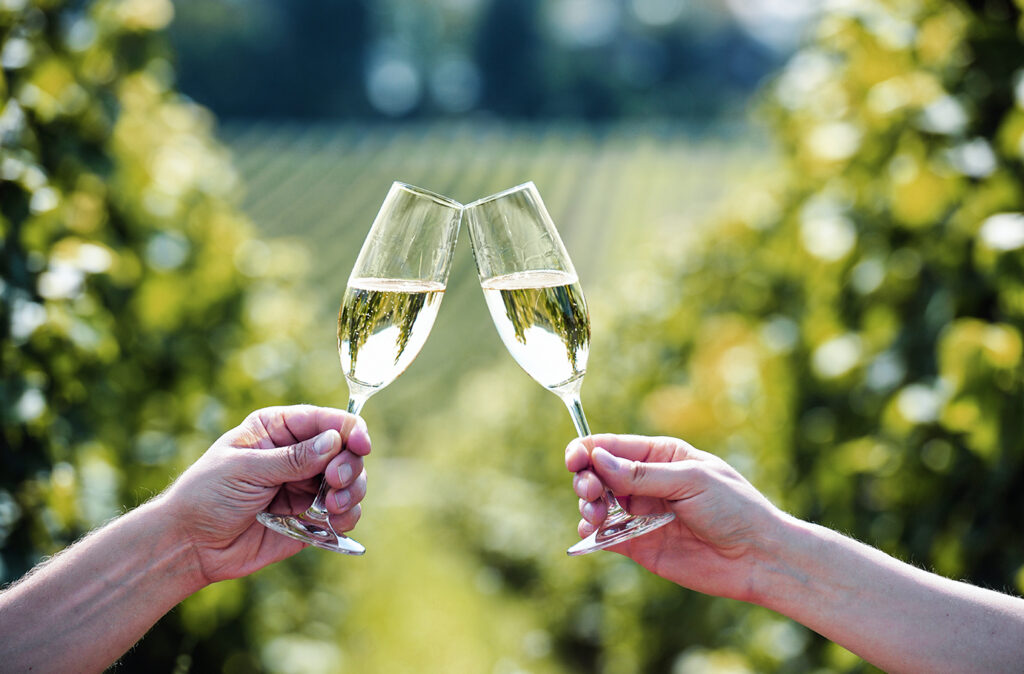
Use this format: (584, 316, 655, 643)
(629, 459, 647, 484)
(242, 409, 265, 431)
(285, 442, 308, 474)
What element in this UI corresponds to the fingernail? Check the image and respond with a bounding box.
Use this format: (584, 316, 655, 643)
(337, 463, 353, 485)
(335, 490, 350, 509)
(314, 430, 338, 455)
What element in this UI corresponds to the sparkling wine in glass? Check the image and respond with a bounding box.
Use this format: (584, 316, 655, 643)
(258, 182, 462, 554)
(464, 181, 675, 556)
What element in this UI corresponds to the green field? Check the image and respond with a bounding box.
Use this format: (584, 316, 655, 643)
(222, 121, 769, 426)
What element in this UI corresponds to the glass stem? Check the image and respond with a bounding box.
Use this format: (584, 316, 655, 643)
(303, 395, 368, 521)
(560, 394, 628, 517)
(347, 395, 368, 416)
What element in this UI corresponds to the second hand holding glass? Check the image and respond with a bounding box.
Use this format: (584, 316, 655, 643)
(257, 182, 462, 554)
(464, 182, 675, 556)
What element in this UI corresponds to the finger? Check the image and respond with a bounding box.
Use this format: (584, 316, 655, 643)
(324, 451, 365, 489)
(578, 518, 597, 538)
(583, 434, 708, 464)
(344, 417, 371, 457)
(591, 447, 704, 501)
(250, 405, 367, 450)
(249, 405, 326, 447)
(289, 476, 324, 495)
(246, 428, 342, 486)
(579, 497, 607, 525)
(329, 504, 362, 533)
(565, 439, 592, 472)
(326, 469, 367, 514)
(617, 494, 667, 516)
(573, 470, 604, 502)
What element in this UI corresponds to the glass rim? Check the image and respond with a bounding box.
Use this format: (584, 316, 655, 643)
(463, 181, 537, 210)
(392, 181, 463, 210)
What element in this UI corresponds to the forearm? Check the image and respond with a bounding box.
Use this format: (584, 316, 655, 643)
(0, 496, 207, 673)
(754, 516, 1024, 673)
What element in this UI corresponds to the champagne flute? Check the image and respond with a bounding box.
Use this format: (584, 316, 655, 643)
(258, 182, 462, 554)
(464, 181, 675, 556)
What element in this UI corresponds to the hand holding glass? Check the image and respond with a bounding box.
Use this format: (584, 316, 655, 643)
(258, 182, 462, 554)
(464, 182, 675, 555)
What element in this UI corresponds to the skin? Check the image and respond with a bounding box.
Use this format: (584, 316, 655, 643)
(568, 434, 1024, 674)
(0, 405, 371, 674)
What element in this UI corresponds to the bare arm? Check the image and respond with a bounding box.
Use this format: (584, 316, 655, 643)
(758, 516, 1024, 674)
(0, 498, 204, 673)
(568, 435, 1024, 674)
(0, 405, 371, 673)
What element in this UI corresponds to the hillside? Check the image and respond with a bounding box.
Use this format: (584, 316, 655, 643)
(221, 121, 769, 427)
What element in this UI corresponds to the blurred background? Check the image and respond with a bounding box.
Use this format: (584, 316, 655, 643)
(3, 0, 1024, 672)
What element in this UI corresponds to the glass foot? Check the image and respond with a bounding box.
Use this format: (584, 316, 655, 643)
(567, 511, 675, 556)
(257, 511, 365, 555)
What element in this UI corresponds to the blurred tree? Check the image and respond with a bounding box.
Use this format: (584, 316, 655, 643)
(164, 0, 781, 122)
(168, 0, 371, 119)
(421, 0, 1024, 671)
(6, 0, 1023, 672)
(474, 0, 549, 118)
(1, 0, 320, 668)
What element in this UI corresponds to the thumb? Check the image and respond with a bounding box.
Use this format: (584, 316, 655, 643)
(252, 429, 341, 485)
(591, 447, 699, 502)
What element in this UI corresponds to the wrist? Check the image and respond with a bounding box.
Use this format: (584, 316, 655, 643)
(141, 494, 211, 596)
(747, 510, 826, 611)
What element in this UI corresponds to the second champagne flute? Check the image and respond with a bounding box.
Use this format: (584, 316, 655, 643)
(257, 182, 462, 554)
(464, 181, 675, 556)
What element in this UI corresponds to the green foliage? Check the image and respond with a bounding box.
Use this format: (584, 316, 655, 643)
(0, 0, 317, 668)
(417, 0, 1024, 671)
(5, 0, 1022, 671)
(2, 3, 758, 670)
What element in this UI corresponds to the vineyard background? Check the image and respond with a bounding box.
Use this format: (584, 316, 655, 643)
(4, 1, 1024, 672)
(221, 121, 766, 425)
(202, 125, 773, 673)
